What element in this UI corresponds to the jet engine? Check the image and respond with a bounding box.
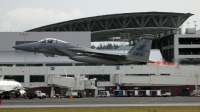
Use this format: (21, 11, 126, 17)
(43, 53, 55, 57)
(15, 90, 26, 98)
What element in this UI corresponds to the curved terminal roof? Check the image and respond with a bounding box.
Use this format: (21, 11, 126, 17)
(27, 12, 193, 41)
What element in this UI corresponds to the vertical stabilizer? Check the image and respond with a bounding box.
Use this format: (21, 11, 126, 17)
(128, 35, 153, 62)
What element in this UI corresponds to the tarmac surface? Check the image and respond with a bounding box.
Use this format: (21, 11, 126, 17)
(0, 97, 200, 108)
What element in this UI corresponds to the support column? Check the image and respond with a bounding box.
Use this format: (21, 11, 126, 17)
(195, 75, 198, 89)
(195, 74, 199, 96)
(95, 89, 98, 97)
(168, 49, 169, 56)
(174, 35, 179, 64)
(117, 85, 120, 90)
(176, 28, 179, 34)
(50, 87, 55, 98)
(161, 40, 163, 54)
(72, 63, 75, 66)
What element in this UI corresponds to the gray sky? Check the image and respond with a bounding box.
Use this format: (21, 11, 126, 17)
(0, 0, 199, 32)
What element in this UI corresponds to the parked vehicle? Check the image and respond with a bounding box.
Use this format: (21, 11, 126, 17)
(65, 91, 84, 98)
(126, 90, 134, 97)
(146, 90, 151, 97)
(113, 90, 126, 97)
(156, 90, 162, 97)
(98, 91, 110, 97)
(162, 92, 171, 97)
(27, 90, 46, 99)
(134, 90, 139, 97)
(27, 92, 35, 99)
(53, 94, 61, 98)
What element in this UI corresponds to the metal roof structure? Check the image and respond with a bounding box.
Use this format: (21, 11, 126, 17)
(27, 12, 193, 41)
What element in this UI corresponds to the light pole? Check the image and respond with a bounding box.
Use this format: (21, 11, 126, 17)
(193, 21, 197, 34)
(113, 37, 114, 50)
(119, 33, 129, 54)
(110, 37, 120, 50)
(195, 74, 198, 96)
(20, 32, 30, 67)
(193, 21, 197, 29)
(187, 22, 190, 28)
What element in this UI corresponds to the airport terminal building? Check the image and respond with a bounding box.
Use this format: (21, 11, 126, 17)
(0, 12, 200, 96)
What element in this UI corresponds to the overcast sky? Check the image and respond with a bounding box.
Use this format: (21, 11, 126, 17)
(0, 0, 200, 32)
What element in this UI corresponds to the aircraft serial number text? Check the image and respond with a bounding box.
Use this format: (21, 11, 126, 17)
(133, 52, 145, 56)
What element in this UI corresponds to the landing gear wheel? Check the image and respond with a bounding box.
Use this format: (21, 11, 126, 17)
(42, 96, 45, 99)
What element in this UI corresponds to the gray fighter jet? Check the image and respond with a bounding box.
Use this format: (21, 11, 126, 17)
(13, 35, 154, 64)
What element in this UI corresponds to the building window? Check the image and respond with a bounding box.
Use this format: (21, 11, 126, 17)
(116, 66, 120, 70)
(4, 75, 24, 82)
(30, 75, 45, 82)
(60, 75, 66, 77)
(50, 67, 55, 70)
(161, 89, 171, 94)
(0, 64, 13, 67)
(160, 74, 170, 76)
(86, 75, 110, 81)
(59, 74, 74, 77)
(126, 74, 155, 76)
(179, 38, 200, 45)
(179, 48, 200, 55)
(67, 74, 74, 77)
(179, 58, 200, 65)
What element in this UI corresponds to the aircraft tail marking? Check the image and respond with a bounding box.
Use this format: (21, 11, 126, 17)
(128, 35, 153, 62)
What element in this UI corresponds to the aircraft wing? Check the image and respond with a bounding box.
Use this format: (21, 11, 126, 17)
(64, 48, 127, 60)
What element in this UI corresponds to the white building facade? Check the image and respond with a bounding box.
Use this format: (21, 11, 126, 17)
(0, 65, 199, 96)
(174, 34, 200, 64)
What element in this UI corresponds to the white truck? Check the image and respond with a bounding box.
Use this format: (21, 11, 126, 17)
(146, 90, 151, 97)
(156, 90, 162, 97)
(27, 90, 46, 99)
(134, 90, 139, 97)
(162, 92, 171, 97)
(34, 90, 46, 99)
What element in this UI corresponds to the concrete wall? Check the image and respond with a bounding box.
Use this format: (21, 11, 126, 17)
(0, 65, 200, 88)
(174, 34, 200, 61)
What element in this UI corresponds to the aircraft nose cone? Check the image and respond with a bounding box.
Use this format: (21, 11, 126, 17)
(13, 44, 25, 50)
(13, 43, 35, 51)
(13, 45, 20, 50)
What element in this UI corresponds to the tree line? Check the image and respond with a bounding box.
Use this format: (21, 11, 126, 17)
(91, 43, 122, 49)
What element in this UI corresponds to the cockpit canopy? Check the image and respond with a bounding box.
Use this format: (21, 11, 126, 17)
(38, 38, 68, 44)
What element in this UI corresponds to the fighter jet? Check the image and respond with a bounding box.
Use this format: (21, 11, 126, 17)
(0, 80, 26, 99)
(13, 35, 154, 64)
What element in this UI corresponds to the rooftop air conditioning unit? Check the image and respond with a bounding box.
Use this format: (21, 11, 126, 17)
(185, 28, 196, 34)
